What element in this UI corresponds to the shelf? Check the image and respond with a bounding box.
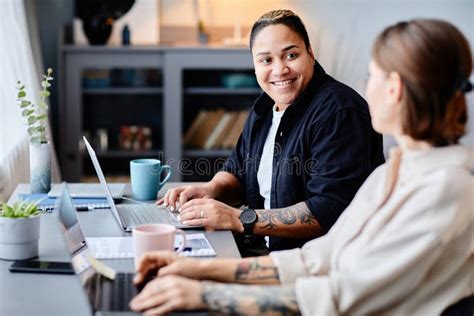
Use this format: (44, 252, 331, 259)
(82, 175, 130, 183)
(61, 46, 255, 181)
(183, 149, 232, 158)
(83, 87, 163, 95)
(84, 149, 163, 159)
(184, 87, 261, 95)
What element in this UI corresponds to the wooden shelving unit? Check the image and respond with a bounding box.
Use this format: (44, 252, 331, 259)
(60, 45, 256, 181)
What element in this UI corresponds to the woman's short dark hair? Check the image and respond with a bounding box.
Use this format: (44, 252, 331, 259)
(249, 10, 310, 51)
(373, 19, 472, 146)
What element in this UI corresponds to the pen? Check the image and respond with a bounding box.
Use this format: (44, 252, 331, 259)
(76, 206, 110, 211)
(174, 247, 192, 252)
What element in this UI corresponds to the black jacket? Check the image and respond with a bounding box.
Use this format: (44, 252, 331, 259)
(222, 61, 385, 251)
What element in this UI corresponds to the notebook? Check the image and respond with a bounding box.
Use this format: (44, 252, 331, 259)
(48, 183, 125, 199)
(86, 234, 216, 259)
(19, 193, 109, 211)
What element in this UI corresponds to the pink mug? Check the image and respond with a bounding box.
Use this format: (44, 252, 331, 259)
(132, 224, 187, 268)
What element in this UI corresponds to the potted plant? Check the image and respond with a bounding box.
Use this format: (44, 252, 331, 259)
(0, 200, 41, 260)
(17, 68, 54, 193)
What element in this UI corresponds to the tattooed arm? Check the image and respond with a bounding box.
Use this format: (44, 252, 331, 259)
(202, 282, 300, 316)
(253, 201, 322, 239)
(130, 275, 299, 315)
(175, 255, 281, 285)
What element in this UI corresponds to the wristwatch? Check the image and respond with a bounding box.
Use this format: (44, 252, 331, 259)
(239, 208, 258, 244)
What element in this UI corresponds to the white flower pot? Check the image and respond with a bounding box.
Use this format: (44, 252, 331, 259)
(0, 215, 41, 260)
(30, 142, 51, 193)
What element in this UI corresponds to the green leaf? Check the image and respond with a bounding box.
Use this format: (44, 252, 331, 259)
(31, 136, 42, 144)
(1, 200, 40, 218)
(20, 100, 31, 107)
(38, 100, 48, 110)
(22, 109, 34, 117)
(28, 127, 36, 136)
(40, 91, 50, 97)
(27, 115, 37, 125)
(36, 114, 47, 120)
(18, 91, 26, 98)
(36, 126, 45, 132)
(41, 81, 51, 88)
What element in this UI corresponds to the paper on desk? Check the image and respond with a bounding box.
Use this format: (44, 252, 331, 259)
(86, 233, 216, 259)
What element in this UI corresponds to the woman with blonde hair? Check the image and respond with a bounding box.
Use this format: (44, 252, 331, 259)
(130, 18, 473, 316)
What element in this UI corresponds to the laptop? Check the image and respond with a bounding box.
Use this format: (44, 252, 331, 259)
(48, 183, 125, 199)
(83, 136, 197, 232)
(54, 183, 151, 314)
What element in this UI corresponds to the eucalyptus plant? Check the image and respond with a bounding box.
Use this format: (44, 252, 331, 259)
(17, 68, 53, 144)
(0, 200, 41, 218)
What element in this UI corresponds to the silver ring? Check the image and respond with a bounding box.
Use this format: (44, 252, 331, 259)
(200, 210, 204, 219)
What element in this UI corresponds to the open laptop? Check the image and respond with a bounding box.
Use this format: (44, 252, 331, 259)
(56, 184, 207, 315)
(48, 182, 125, 199)
(54, 183, 151, 314)
(83, 136, 197, 232)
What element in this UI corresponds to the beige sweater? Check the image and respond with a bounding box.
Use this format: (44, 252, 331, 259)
(271, 145, 473, 315)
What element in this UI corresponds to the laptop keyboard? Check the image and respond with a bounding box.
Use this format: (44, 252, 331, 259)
(110, 273, 137, 311)
(116, 203, 180, 227)
(85, 271, 155, 312)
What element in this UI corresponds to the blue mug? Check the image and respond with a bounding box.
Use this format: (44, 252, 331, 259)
(130, 159, 172, 200)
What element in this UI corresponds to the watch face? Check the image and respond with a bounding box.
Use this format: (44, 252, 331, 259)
(240, 209, 257, 224)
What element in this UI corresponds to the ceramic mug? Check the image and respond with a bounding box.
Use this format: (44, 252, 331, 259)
(132, 224, 186, 269)
(130, 159, 172, 200)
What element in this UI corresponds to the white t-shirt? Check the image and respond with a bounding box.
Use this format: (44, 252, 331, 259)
(257, 105, 285, 209)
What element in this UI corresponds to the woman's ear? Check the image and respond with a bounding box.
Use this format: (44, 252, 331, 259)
(307, 46, 315, 64)
(388, 71, 403, 104)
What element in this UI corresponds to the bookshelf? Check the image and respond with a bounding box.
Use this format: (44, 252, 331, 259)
(59, 45, 259, 182)
(83, 87, 164, 95)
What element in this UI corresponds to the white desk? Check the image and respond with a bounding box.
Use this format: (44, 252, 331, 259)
(1, 183, 240, 315)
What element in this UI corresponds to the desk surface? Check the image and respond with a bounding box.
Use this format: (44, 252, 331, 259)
(1, 183, 240, 315)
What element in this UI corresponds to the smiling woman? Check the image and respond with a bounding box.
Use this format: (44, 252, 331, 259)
(251, 24, 315, 111)
(158, 9, 385, 257)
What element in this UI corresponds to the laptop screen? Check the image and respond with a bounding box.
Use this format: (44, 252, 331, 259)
(82, 136, 124, 229)
(56, 183, 87, 255)
(55, 183, 92, 275)
(55, 184, 150, 313)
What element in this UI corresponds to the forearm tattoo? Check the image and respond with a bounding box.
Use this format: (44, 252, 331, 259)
(202, 283, 300, 316)
(235, 258, 279, 282)
(257, 202, 316, 230)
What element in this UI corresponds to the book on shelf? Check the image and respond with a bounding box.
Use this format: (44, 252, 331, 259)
(183, 110, 208, 146)
(184, 109, 225, 148)
(213, 112, 238, 149)
(204, 112, 234, 149)
(184, 109, 248, 151)
(221, 110, 248, 149)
